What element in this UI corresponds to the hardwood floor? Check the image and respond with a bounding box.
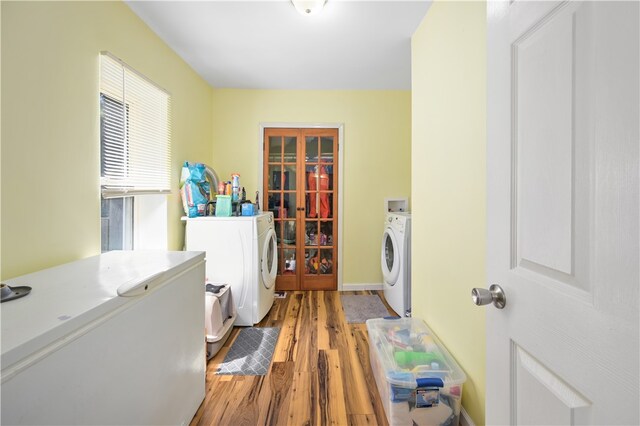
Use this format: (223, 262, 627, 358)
(190, 291, 393, 426)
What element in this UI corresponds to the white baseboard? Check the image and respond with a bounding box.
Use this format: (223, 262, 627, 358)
(340, 282, 384, 291)
(460, 406, 476, 426)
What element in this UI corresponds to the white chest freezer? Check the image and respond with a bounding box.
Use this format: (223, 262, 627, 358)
(1, 250, 206, 425)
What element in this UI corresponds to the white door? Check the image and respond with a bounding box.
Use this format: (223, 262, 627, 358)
(486, 1, 639, 425)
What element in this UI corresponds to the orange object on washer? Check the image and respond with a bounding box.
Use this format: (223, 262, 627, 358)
(307, 165, 331, 218)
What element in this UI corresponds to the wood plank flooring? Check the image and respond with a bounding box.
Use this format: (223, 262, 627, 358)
(190, 290, 393, 426)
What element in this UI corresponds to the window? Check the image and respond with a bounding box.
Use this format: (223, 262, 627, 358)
(101, 197, 133, 252)
(99, 53, 171, 252)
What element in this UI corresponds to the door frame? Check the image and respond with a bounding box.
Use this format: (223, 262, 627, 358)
(258, 123, 345, 290)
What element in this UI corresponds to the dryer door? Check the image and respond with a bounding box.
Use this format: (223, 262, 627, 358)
(261, 228, 278, 289)
(381, 228, 400, 285)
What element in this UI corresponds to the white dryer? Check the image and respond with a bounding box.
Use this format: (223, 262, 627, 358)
(381, 212, 411, 317)
(185, 212, 278, 326)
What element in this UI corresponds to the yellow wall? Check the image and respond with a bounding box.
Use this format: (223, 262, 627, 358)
(1, 1, 213, 279)
(411, 2, 487, 424)
(211, 89, 411, 285)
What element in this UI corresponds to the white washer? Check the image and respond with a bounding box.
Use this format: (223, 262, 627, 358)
(185, 212, 278, 326)
(381, 212, 411, 317)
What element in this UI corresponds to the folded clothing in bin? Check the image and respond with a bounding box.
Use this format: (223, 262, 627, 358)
(366, 317, 466, 426)
(205, 283, 236, 359)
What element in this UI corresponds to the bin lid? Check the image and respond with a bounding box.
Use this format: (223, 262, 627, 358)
(366, 317, 467, 388)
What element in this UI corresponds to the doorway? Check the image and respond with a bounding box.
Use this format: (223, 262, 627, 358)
(263, 127, 339, 291)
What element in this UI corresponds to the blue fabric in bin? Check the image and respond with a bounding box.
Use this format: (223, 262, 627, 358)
(417, 377, 444, 388)
(390, 385, 413, 402)
(389, 372, 414, 402)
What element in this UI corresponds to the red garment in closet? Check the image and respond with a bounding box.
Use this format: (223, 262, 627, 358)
(307, 165, 330, 218)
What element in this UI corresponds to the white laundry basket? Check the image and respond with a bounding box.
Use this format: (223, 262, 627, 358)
(205, 283, 236, 359)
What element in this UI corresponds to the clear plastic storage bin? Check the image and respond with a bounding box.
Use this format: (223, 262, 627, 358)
(366, 318, 466, 426)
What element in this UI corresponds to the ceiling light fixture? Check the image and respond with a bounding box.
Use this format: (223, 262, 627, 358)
(291, 0, 327, 16)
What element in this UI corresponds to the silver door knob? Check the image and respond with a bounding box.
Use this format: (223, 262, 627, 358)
(471, 284, 506, 309)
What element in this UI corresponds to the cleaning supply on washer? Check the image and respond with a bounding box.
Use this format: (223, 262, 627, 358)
(217, 181, 226, 195)
(231, 173, 240, 201)
(215, 195, 232, 217)
(255, 191, 260, 212)
(242, 203, 256, 216)
(179, 162, 211, 217)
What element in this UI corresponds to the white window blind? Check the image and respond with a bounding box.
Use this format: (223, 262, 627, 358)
(100, 52, 171, 198)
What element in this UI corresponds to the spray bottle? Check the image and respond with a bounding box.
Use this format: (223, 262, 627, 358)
(231, 173, 240, 202)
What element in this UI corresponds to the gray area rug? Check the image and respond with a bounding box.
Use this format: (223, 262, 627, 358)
(216, 327, 280, 376)
(340, 294, 392, 323)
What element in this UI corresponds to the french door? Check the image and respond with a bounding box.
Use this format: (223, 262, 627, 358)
(263, 128, 338, 291)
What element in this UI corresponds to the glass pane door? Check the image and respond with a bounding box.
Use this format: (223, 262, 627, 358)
(264, 131, 299, 291)
(302, 130, 337, 290)
(264, 128, 338, 291)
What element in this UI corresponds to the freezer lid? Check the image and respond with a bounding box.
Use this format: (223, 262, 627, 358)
(1, 251, 204, 371)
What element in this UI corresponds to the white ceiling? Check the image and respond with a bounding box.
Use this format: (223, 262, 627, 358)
(125, 1, 431, 90)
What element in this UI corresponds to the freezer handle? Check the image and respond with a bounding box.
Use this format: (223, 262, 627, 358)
(117, 271, 167, 297)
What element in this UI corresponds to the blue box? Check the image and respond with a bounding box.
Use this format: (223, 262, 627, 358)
(241, 203, 256, 216)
